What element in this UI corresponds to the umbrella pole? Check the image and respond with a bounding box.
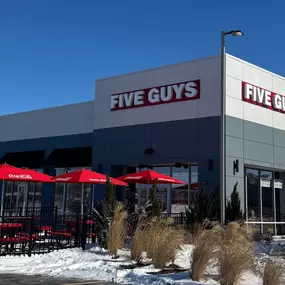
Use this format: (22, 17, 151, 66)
(0, 180, 5, 220)
(81, 183, 84, 216)
(22, 182, 28, 216)
(91, 185, 95, 211)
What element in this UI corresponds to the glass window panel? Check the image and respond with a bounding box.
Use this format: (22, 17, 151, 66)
(152, 166, 170, 212)
(275, 171, 285, 224)
(191, 166, 198, 183)
(64, 167, 92, 214)
(54, 168, 66, 213)
(246, 168, 260, 222)
(65, 184, 92, 214)
(261, 170, 274, 222)
(135, 166, 170, 212)
(172, 166, 189, 213)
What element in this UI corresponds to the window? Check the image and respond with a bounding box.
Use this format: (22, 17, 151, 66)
(246, 168, 260, 222)
(246, 167, 285, 235)
(133, 164, 198, 213)
(54, 167, 92, 214)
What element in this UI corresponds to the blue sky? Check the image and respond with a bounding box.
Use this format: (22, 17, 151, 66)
(0, 0, 283, 115)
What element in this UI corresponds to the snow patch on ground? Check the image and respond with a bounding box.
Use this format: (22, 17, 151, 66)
(0, 244, 278, 285)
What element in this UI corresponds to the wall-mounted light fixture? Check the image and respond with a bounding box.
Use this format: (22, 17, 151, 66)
(144, 148, 154, 155)
(233, 159, 239, 175)
(208, 159, 213, 171)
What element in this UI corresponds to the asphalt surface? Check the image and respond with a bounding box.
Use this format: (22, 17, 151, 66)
(0, 274, 117, 285)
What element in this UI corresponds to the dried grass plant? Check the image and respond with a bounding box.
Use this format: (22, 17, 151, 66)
(151, 225, 185, 269)
(107, 202, 127, 258)
(131, 221, 150, 263)
(132, 219, 184, 269)
(263, 260, 284, 285)
(190, 229, 219, 281)
(218, 222, 254, 285)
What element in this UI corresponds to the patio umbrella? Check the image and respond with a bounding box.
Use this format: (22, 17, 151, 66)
(0, 164, 54, 217)
(53, 168, 127, 215)
(116, 169, 186, 184)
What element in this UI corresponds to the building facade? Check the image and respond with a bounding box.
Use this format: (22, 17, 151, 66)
(1, 54, 285, 233)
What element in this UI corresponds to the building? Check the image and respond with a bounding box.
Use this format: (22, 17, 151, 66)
(1, 53, 285, 234)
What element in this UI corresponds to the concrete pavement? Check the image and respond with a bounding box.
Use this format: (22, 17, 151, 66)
(0, 274, 117, 285)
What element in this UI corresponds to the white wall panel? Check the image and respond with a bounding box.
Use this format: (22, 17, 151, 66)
(226, 76, 241, 100)
(226, 96, 243, 120)
(226, 54, 285, 131)
(94, 56, 221, 129)
(0, 101, 94, 142)
(243, 102, 273, 128)
(226, 56, 243, 79)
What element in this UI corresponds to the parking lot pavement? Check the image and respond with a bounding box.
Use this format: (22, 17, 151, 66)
(0, 274, 116, 285)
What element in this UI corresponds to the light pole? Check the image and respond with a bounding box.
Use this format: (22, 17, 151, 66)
(220, 30, 243, 224)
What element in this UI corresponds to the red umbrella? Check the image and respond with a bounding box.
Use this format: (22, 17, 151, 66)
(0, 164, 54, 217)
(116, 169, 186, 184)
(53, 169, 127, 215)
(53, 168, 127, 186)
(0, 164, 53, 182)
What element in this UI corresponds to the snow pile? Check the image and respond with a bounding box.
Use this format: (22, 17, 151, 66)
(0, 244, 275, 285)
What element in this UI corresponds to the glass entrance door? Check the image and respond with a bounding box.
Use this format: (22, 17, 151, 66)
(245, 167, 285, 235)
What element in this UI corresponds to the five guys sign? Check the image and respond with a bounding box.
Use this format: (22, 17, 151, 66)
(242, 81, 285, 113)
(110, 80, 200, 111)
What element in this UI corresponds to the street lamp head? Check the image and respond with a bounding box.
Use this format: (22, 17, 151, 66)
(230, 30, 243, 36)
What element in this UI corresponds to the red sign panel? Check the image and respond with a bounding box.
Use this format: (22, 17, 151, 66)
(110, 80, 200, 111)
(242, 81, 285, 113)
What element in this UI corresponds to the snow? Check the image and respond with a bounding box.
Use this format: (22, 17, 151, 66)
(0, 244, 281, 285)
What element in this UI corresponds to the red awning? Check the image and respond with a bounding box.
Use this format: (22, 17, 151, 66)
(53, 168, 128, 186)
(0, 164, 53, 182)
(116, 169, 186, 184)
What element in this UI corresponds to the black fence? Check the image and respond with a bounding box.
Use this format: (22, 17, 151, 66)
(0, 207, 97, 256)
(0, 207, 187, 256)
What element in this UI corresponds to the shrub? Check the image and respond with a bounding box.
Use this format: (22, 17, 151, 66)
(145, 179, 163, 218)
(190, 230, 219, 281)
(263, 260, 284, 285)
(218, 224, 254, 285)
(225, 182, 243, 222)
(107, 202, 127, 258)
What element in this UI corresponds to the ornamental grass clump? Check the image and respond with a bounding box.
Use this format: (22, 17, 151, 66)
(151, 225, 184, 269)
(263, 259, 284, 285)
(190, 229, 219, 281)
(107, 202, 127, 258)
(218, 222, 254, 285)
(132, 218, 184, 269)
(131, 221, 150, 263)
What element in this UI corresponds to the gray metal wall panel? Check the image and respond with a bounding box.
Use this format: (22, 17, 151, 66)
(0, 133, 93, 163)
(273, 146, 285, 166)
(244, 141, 274, 164)
(274, 129, 285, 148)
(225, 115, 285, 210)
(244, 121, 274, 145)
(93, 116, 221, 199)
(226, 137, 243, 158)
(226, 115, 243, 138)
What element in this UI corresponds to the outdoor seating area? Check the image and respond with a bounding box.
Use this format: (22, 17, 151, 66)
(0, 206, 98, 256)
(0, 163, 190, 257)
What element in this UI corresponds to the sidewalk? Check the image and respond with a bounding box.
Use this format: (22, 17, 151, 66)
(0, 274, 119, 285)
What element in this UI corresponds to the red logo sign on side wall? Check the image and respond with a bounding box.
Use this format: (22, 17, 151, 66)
(242, 81, 285, 113)
(110, 80, 200, 111)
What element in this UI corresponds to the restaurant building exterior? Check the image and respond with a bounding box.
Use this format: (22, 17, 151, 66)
(1, 53, 285, 234)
